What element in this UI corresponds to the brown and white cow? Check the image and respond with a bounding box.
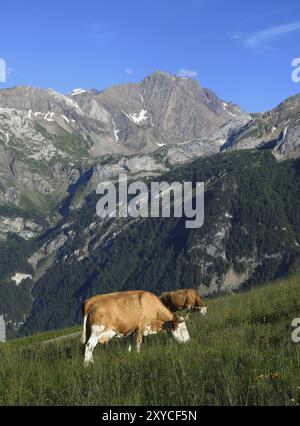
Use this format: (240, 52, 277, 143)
(82, 290, 190, 367)
(159, 289, 207, 315)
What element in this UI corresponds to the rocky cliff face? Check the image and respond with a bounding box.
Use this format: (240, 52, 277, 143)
(0, 72, 247, 156)
(0, 72, 250, 222)
(3, 71, 300, 229)
(1, 72, 300, 338)
(223, 93, 300, 159)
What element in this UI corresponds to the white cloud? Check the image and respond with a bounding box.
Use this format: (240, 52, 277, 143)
(244, 21, 300, 49)
(228, 31, 242, 40)
(125, 68, 134, 75)
(177, 68, 198, 78)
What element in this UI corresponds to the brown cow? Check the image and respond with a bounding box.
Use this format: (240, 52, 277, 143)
(159, 289, 207, 315)
(82, 290, 190, 367)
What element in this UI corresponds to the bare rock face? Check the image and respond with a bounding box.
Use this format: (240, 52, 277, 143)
(93, 71, 247, 152)
(275, 120, 300, 158)
(0, 72, 246, 159)
(91, 155, 169, 183)
(0, 216, 42, 239)
(0, 72, 250, 215)
(223, 93, 300, 159)
(0, 71, 299, 230)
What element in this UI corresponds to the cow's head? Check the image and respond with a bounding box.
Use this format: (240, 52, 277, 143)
(163, 315, 190, 343)
(198, 306, 207, 316)
(194, 294, 207, 316)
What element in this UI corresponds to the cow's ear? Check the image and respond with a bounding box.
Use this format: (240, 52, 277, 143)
(172, 315, 181, 328)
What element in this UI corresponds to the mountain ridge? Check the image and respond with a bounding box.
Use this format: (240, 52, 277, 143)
(0, 71, 251, 221)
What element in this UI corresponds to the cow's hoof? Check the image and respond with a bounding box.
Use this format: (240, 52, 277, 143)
(83, 359, 94, 368)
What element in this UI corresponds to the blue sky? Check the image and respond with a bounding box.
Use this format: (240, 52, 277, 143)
(1, 0, 300, 112)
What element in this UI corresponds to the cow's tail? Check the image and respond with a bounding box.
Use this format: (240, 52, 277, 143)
(81, 300, 88, 344)
(82, 314, 88, 344)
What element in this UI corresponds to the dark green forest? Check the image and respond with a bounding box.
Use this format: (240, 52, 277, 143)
(17, 149, 300, 336)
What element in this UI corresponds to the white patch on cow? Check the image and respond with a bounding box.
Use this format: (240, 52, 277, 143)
(136, 341, 142, 353)
(200, 307, 207, 316)
(116, 333, 125, 338)
(99, 329, 117, 344)
(172, 320, 190, 344)
(93, 325, 105, 335)
(128, 344, 132, 353)
(84, 325, 104, 367)
(143, 325, 158, 336)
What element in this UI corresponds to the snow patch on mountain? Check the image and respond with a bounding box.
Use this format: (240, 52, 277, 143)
(129, 109, 148, 124)
(61, 114, 70, 124)
(47, 88, 84, 115)
(69, 88, 87, 96)
(44, 112, 55, 122)
(113, 121, 120, 142)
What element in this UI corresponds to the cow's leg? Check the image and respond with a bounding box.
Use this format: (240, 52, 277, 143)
(136, 337, 142, 354)
(135, 329, 144, 354)
(127, 332, 136, 353)
(84, 325, 104, 367)
(81, 315, 87, 344)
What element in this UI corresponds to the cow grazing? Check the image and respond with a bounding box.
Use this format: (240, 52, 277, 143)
(82, 290, 190, 367)
(159, 289, 207, 315)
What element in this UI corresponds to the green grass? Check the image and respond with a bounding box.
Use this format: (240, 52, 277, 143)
(17, 184, 68, 222)
(2, 325, 81, 349)
(1, 275, 300, 406)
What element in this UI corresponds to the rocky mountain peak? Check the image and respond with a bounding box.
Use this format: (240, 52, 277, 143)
(1, 71, 300, 220)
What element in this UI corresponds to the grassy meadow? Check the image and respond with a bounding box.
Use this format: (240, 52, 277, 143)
(1, 275, 300, 406)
